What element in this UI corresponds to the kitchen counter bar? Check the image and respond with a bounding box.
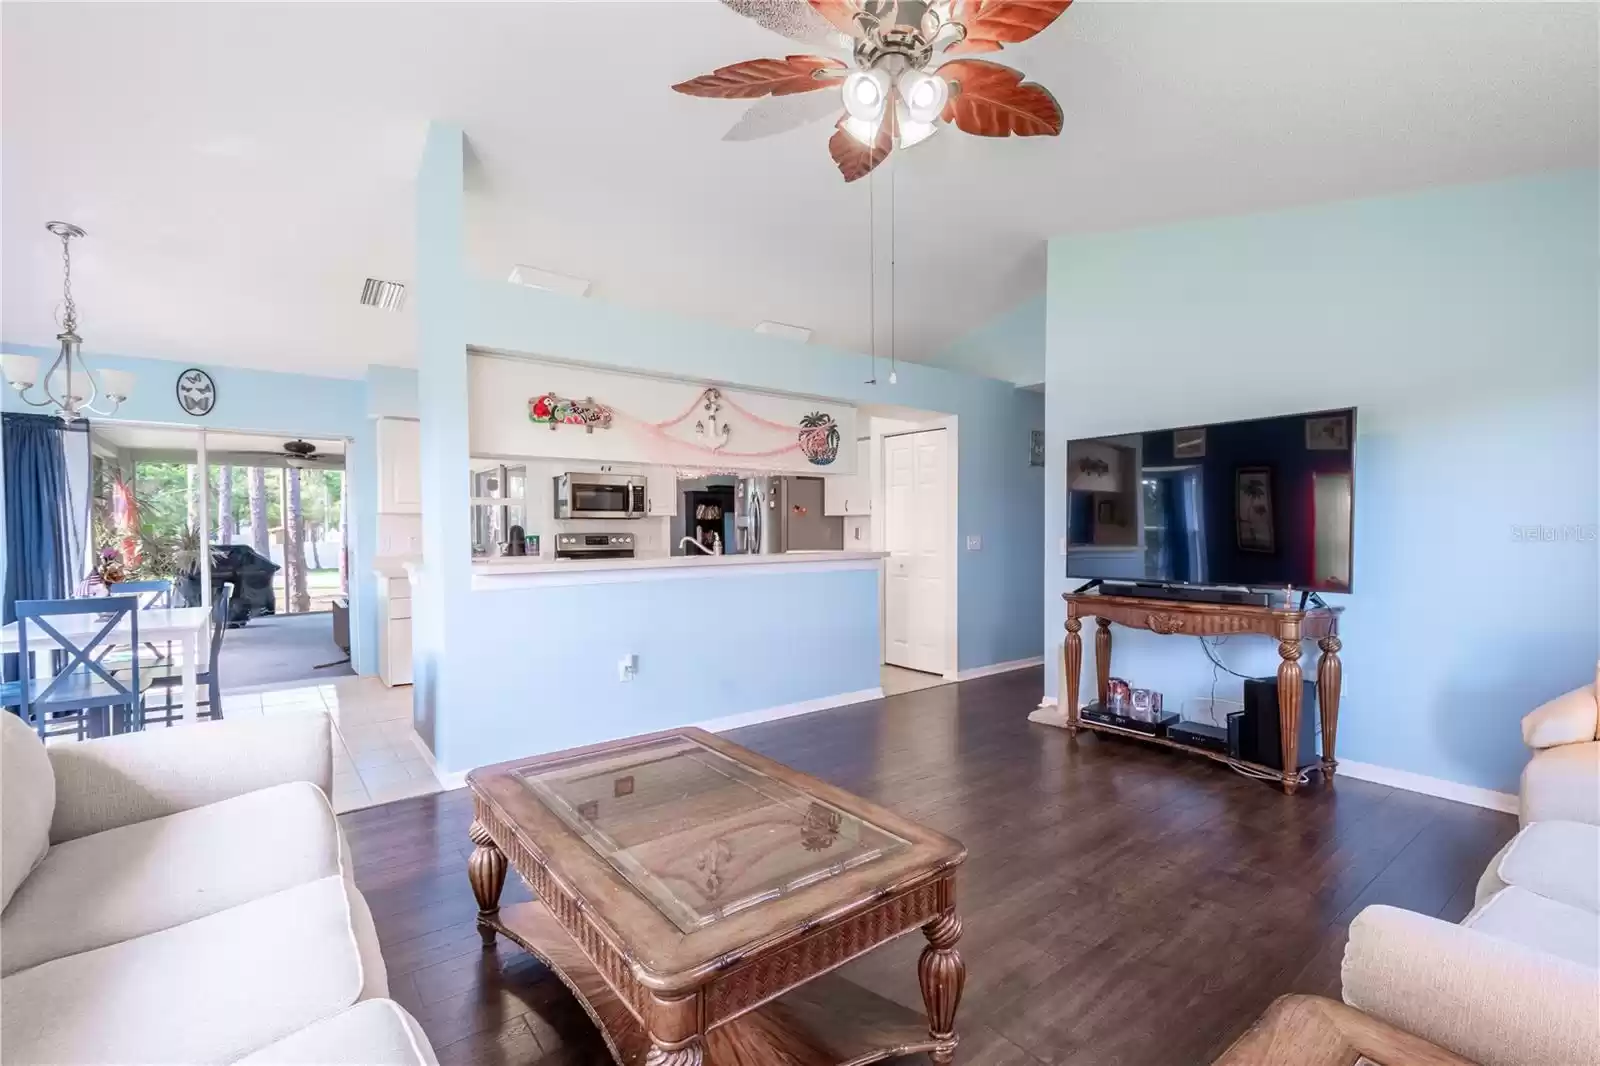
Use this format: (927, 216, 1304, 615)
(471, 550, 886, 590)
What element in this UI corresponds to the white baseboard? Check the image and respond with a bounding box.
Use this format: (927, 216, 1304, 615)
(412, 687, 885, 786)
(408, 731, 467, 791)
(1337, 759, 1518, 815)
(953, 656, 1045, 682)
(696, 687, 885, 733)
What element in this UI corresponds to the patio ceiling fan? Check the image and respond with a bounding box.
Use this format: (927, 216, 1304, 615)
(278, 440, 340, 470)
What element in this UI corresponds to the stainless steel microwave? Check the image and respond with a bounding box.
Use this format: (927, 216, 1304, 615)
(553, 472, 647, 520)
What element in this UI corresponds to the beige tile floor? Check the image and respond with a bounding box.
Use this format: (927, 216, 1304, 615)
(880, 664, 953, 696)
(222, 677, 445, 813)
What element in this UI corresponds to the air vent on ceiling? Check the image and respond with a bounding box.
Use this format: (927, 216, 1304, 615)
(360, 278, 407, 311)
(755, 321, 811, 343)
(507, 265, 591, 298)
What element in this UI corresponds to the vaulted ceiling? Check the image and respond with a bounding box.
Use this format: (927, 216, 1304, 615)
(3, 2, 1594, 383)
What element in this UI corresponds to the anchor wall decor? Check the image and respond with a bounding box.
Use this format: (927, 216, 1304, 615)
(694, 388, 732, 451)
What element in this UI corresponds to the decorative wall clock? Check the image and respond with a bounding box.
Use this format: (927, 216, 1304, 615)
(674, 0, 1072, 181)
(176, 368, 216, 417)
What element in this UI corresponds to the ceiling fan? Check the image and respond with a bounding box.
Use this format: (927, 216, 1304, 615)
(279, 440, 340, 470)
(673, 0, 1071, 181)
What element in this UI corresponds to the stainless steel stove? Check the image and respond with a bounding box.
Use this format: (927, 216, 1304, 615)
(554, 532, 636, 560)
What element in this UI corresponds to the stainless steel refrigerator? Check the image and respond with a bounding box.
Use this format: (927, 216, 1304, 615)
(733, 476, 843, 554)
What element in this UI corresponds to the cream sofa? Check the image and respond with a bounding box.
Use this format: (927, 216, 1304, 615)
(0, 709, 438, 1065)
(1342, 671, 1600, 1066)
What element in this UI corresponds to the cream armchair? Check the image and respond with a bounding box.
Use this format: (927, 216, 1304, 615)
(1341, 669, 1600, 1066)
(1518, 666, 1600, 826)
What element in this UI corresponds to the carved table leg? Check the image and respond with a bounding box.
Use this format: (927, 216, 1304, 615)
(645, 991, 703, 1066)
(1317, 635, 1342, 780)
(1064, 617, 1083, 735)
(1095, 617, 1112, 707)
(919, 911, 965, 1064)
(467, 819, 507, 946)
(1276, 638, 1304, 795)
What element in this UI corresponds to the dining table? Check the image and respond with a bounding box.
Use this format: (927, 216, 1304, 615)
(0, 605, 211, 725)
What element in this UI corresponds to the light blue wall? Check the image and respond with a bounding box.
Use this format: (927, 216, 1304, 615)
(366, 365, 419, 420)
(443, 569, 882, 770)
(933, 295, 1046, 386)
(1043, 170, 1599, 794)
(0, 346, 379, 676)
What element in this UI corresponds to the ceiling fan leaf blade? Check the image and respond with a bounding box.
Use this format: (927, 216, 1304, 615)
(828, 111, 896, 182)
(673, 55, 848, 98)
(950, 0, 1072, 46)
(808, 0, 869, 38)
(940, 59, 1063, 137)
(719, 0, 851, 47)
(942, 37, 1004, 55)
(724, 90, 844, 141)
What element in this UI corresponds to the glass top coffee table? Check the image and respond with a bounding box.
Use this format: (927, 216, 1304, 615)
(466, 727, 968, 1066)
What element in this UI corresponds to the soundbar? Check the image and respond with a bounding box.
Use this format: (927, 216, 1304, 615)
(1100, 582, 1274, 607)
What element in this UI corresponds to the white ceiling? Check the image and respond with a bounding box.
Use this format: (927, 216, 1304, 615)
(3, 2, 1594, 382)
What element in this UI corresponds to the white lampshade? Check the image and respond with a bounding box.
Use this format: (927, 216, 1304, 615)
(898, 68, 949, 124)
(0, 353, 40, 388)
(841, 69, 890, 123)
(97, 368, 135, 399)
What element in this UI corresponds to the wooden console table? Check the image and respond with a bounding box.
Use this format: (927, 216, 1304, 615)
(1062, 592, 1343, 794)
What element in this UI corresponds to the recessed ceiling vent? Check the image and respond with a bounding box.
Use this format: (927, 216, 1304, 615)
(508, 265, 591, 298)
(360, 278, 407, 311)
(755, 321, 812, 343)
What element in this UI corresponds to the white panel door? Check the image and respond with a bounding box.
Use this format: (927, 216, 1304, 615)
(882, 429, 948, 674)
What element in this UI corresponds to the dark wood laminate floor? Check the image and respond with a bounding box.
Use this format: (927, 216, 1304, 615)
(340, 668, 1516, 1066)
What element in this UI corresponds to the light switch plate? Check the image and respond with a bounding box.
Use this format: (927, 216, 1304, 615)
(966, 535, 982, 551)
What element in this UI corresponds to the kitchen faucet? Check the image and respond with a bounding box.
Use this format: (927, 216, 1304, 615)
(679, 536, 715, 556)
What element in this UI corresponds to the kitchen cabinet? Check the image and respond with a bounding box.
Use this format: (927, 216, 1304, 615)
(377, 418, 422, 515)
(824, 438, 872, 517)
(376, 573, 413, 687)
(645, 466, 678, 517)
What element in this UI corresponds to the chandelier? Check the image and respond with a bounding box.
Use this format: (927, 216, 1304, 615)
(1, 222, 133, 420)
(674, 0, 1069, 181)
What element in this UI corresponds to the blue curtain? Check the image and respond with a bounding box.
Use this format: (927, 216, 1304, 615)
(3, 413, 76, 628)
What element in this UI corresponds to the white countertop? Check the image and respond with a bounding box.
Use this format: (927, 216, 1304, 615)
(470, 550, 886, 588)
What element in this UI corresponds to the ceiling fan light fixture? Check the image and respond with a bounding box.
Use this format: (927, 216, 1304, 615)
(898, 68, 948, 124)
(841, 69, 889, 122)
(842, 113, 881, 146)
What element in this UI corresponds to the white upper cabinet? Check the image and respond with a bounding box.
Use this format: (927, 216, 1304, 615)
(824, 439, 873, 517)
(377, 418, 422, 514)
(645, 466, 678, 517)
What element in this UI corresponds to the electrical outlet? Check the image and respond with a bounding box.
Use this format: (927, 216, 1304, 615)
(966, 535, 982, 551)
(618, 654, 637, 682)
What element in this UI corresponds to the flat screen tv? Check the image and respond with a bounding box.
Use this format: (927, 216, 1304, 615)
(1065, 408, 1355, 592)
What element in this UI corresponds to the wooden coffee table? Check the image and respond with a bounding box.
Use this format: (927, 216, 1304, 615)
(465, 727, 968, 1066)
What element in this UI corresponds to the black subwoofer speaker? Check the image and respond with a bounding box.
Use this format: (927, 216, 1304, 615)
(1240, 678, 1318, 770)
